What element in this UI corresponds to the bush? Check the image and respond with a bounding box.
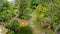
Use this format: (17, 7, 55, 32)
(0, 0, 16, 22)
(8, 31, 15, 34)
(20, 25, 33, 34)
(0, 11, 15, 22)
(19, 14, 31, 20)
(33, 0, 60, 33)
(6, 20, 20, 32)
(6, 20, 33, 34)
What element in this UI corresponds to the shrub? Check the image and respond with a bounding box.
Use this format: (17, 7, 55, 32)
(20, 25, 33, 34)
(6, 20, 20, 32)
(0, 0, 16, 22)
(19, 14, 31, 20)
(8, 31, 15, 34)
(6, 20, 33, 34)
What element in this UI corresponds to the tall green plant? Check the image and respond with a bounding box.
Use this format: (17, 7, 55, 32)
(0, 0, 16, 22)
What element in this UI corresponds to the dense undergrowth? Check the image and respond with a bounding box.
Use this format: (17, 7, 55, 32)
(5, 20, 33, 34)
(32, 0, 60, 34)
(0, 0, 33, 34)
(0, 0, 60, 34)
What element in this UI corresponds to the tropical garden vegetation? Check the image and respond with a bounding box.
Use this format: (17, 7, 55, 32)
(0, 0, 60, 34)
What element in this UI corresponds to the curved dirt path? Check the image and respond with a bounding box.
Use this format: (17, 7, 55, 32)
(12, 13, 45, 34)
(29, 14, 42, 34)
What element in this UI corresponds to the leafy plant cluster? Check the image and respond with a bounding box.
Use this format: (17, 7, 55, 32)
(33, 0, 60, 33)
(0, 0, 33, 34)
(15, 0, 33, 20)
(0, 0, 16, 22)
(6, 20, 33, 34)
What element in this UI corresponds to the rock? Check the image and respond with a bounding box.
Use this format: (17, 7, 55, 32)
(0, 26, 8, 34)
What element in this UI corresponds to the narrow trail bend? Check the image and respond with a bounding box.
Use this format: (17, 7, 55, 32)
(29, 14, 41, 34)
(12, 14, 45, 34)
